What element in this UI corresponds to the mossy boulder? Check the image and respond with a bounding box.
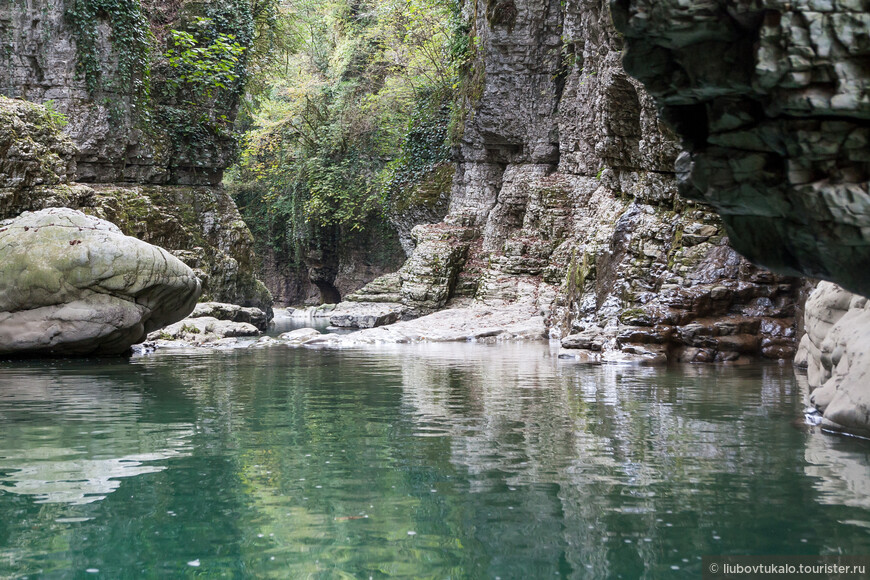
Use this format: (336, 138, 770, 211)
(0, 208, 201, 356)
(0, 99, 273, 317)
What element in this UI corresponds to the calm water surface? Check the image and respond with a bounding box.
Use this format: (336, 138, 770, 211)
(0, 343, 869, 579)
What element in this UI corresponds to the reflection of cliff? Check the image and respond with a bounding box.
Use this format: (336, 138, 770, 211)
(396, 343, 799, 486)
(804, 433, 870, 513)
(797, 368, 870, 515)
(4, 347, 868, 577)
(0, 448, 190, 505)
(391, 344, 840, 575)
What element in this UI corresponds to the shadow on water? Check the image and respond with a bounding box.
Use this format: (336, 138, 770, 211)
(0, 343, 868, 578)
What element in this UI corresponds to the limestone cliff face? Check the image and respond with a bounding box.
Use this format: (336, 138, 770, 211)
(611, 0, 870, 299)
(0, 0, 240, 184)
(0, 0, 272, 313)
(353, 0, 803, 362)
(797, 282, 870, 434)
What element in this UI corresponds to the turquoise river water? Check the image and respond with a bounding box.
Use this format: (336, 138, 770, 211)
(1, 342, 869, 578)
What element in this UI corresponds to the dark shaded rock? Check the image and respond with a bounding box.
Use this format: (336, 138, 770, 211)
(612, 0, 870, 298)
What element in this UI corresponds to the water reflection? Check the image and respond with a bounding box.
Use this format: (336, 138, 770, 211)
(0, 364, 194, 506)
(388, 345, 821, 577)
(0, 345, 867, 578)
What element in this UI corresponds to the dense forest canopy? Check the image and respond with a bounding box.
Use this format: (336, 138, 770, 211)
(227, 0, 473, 264)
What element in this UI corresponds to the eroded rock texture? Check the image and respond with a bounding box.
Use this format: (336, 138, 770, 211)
(0, 208, 201, 355)
(364, 0, 802, 362)
(797, 281, 870, 433)
(0, 96, 272, 315)
(189, 302, 269, 331)
(611, 0, 870, 298)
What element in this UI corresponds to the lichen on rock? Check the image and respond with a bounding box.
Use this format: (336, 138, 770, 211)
(0, 96, 272, 318)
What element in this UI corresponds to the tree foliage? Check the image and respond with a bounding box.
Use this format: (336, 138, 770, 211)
(228, 0, 472, 260)
(164, 19, 247, 96)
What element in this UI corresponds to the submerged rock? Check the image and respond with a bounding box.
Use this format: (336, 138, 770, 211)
(0, 208, 200, 355)
(277, 328, 323, 345)
(797, 282, 870, 435)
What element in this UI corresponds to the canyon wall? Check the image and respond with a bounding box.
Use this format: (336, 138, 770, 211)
(796, 282, 870, 435)
(0, 0, 243, 184)
(0, 0, 272, 313)
(354, 0, 802, 363)
(610, 1, 870, 428)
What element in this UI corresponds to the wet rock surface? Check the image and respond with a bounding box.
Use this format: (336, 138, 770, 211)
(612, 0, 870, 298)
(797, 281, 870, 434)
(0, 208, 201, 355)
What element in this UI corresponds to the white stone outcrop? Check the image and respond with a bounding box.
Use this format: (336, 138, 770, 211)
(797, 282, 870, 434)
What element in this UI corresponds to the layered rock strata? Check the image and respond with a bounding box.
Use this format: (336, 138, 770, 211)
(611, 0, 870, 299)
(359, 0, 801, 363)
(0, 0, 240, 184)
(797, 282, 870, 434)
(189, 302, 269, 331)
(0, 208, 200, 355)
(328, 302, 404, 329)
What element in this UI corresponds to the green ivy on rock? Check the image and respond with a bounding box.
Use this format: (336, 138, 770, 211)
(66, 0, 152, 98)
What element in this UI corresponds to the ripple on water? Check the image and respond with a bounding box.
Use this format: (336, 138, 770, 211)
(0, 344, 868, 579)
